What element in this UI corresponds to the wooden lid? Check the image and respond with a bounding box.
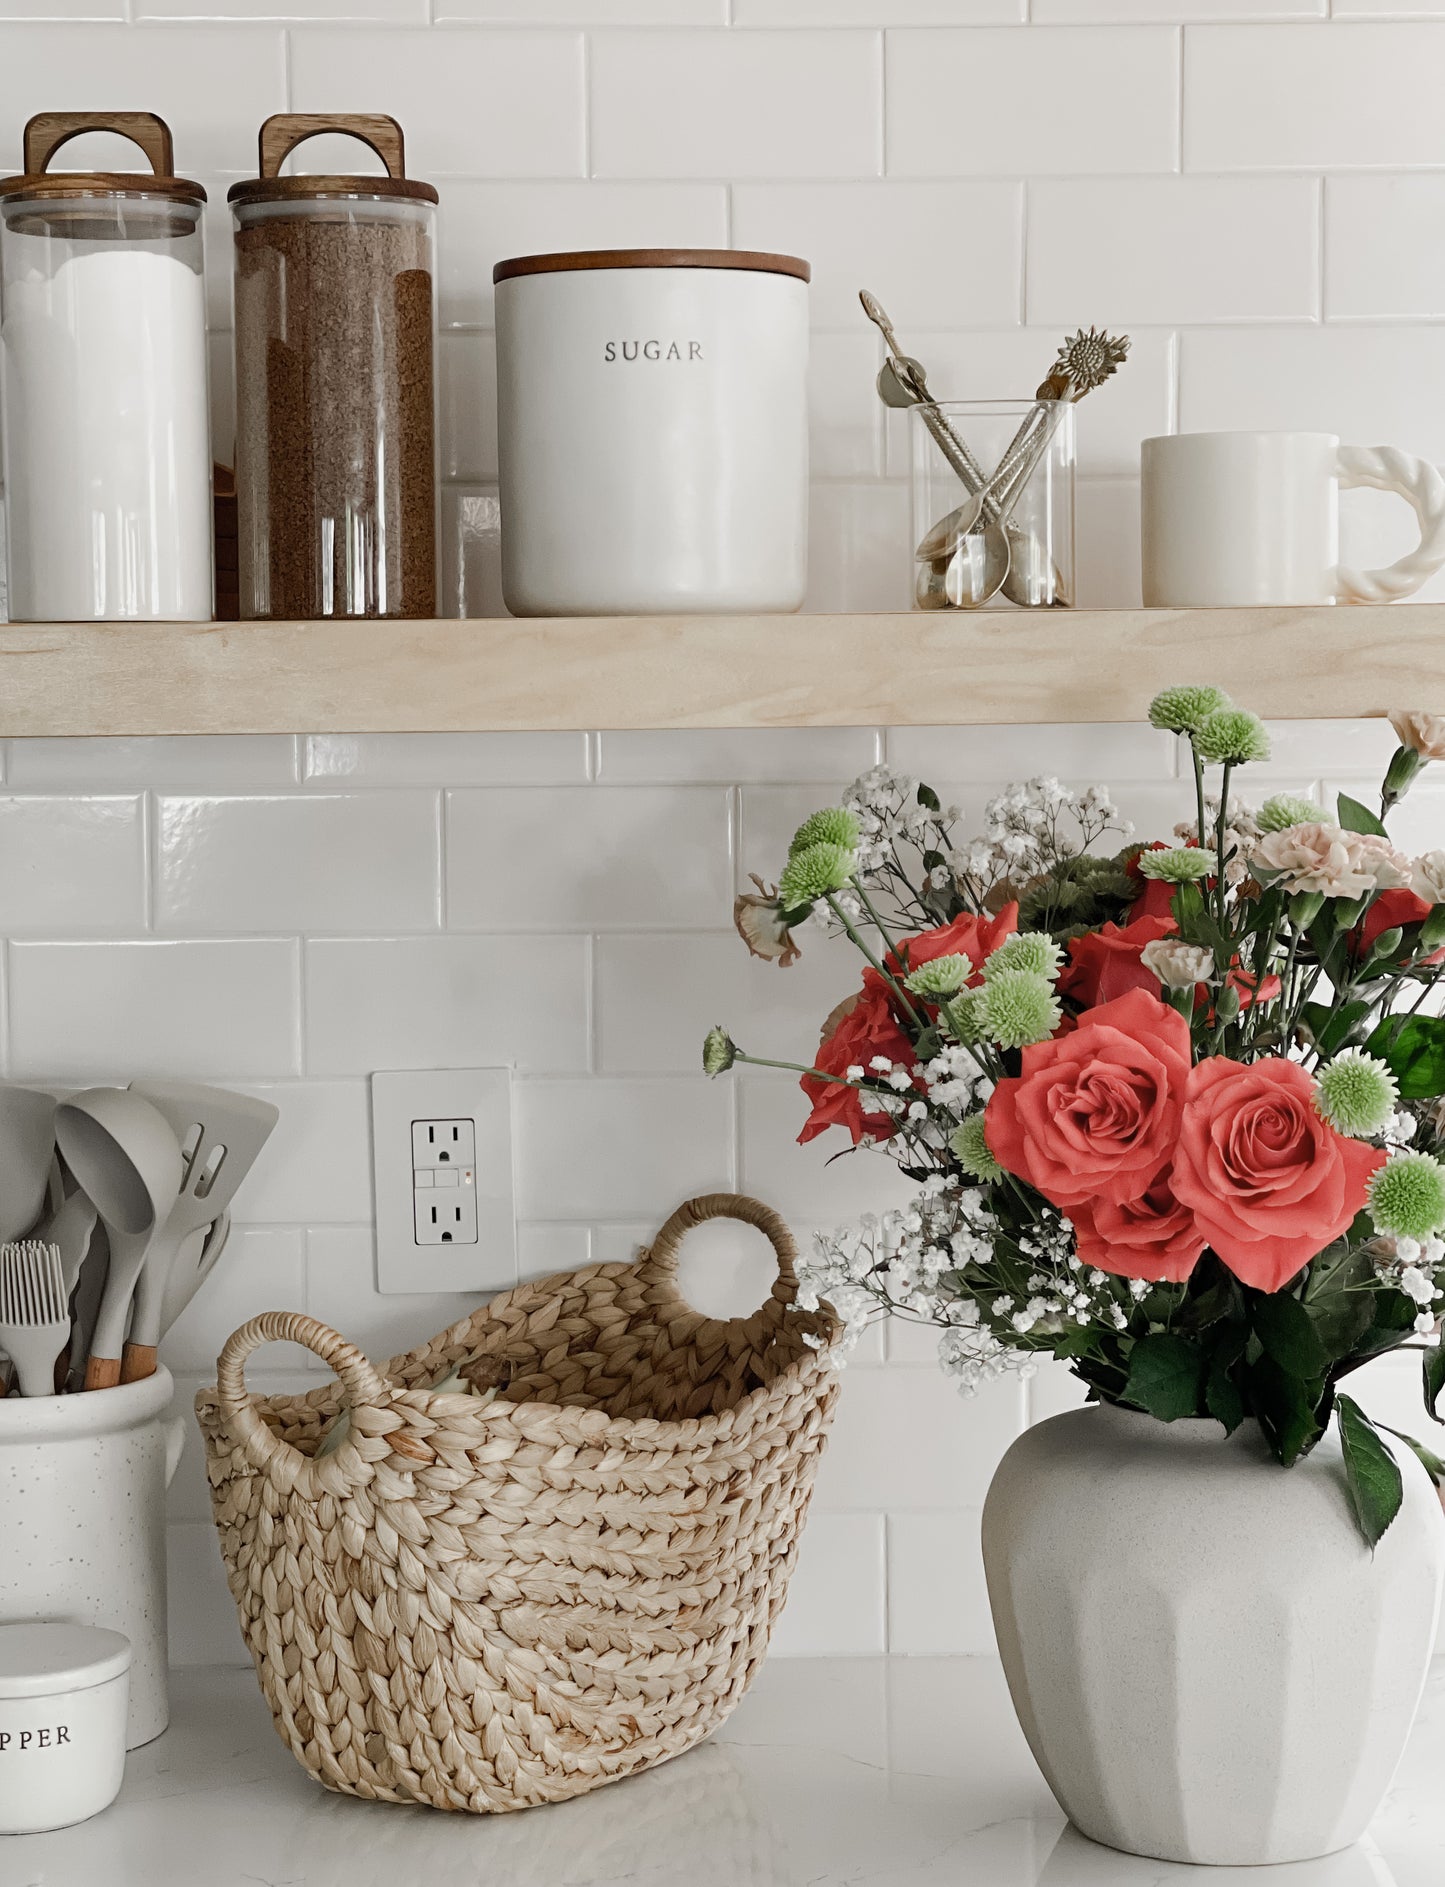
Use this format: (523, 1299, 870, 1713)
(0, 111, 204, 204)
(493, 248, 810, 285)
(228, 113, 437, 208)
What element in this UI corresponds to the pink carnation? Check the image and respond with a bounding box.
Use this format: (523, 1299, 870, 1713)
(1252, 822, 1412, 900)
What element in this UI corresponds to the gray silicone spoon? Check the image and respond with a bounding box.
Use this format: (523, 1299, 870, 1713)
(54, 1088, 184, 1391)
(0, 1086, 59, 1243)
(122, 1083, 278, 1382)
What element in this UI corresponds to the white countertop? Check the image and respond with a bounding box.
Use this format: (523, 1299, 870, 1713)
(9, 1658, 1444, 1886)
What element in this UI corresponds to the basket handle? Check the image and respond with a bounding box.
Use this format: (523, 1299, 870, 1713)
(216, 1312, 389, 1476)
(639, 1192, 799, 1310)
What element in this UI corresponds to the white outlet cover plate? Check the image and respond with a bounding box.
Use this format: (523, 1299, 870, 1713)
(371, 1068, 517, 1295)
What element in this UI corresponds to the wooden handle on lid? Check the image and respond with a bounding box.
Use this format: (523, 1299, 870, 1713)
(24, 111, 175, 180)
(258, 113, 406, 182)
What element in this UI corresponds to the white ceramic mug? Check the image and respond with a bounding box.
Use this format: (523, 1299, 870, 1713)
(1141, 430, 1445, 607)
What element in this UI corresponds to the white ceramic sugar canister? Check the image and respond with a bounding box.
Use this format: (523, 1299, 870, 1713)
(0, 1623, 130, 1834)
(0, 1369, 186, 1750)
(494, 248, 810, 616)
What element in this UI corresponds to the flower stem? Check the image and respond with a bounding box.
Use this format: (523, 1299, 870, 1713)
(824, 892, 930, 1030)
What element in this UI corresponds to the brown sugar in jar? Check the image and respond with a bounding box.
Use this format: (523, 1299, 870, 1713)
(229, 114, 438, 621)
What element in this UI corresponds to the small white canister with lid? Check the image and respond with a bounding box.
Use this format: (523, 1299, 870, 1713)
(494, 248, 810, 616)
(0, 1623, 130, 1834)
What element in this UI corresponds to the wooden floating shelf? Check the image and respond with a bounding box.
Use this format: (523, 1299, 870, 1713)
(0, 606, 1438, 737)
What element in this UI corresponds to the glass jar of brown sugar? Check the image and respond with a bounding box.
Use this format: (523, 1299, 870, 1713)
(229, 114, 437, 621)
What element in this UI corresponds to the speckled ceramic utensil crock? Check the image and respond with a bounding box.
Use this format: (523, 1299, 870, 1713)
(0, 1369, 185, 1749)
(983, 1404, 1445, 1867)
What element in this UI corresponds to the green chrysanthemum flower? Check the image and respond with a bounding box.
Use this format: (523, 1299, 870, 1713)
(904, 952, 973, 998)
(1314, 1048, 1399, 1138)
(777, 842, 855, 909)
(1258, 793, 1322, 834)
(702, 1027, 737, 1077)
(941, 988, 991, 1043)
(788, 807, 861, 857)
(1136, 846, 1213, 884)
(950, 1113, 1002, 1182)
(1148, 685, 1232, 735)
(979, 970, 1062, 1049)
(1369, 1152, 1445, 1240)
(984, 932, 1064, 981)
(1194, 708, 1271, 767)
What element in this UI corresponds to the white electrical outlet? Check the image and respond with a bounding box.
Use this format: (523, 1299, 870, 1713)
(371, 1070, 516, 1294)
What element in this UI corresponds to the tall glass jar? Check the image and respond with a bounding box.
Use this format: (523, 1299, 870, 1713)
(0, 112, 212, 623)
(910, 399, 1075, 610)
(229, 114, 438, 621)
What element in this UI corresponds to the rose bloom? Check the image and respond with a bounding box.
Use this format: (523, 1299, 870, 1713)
(1253, 822, 1412, 900)
(1169, 1057, 1386, 1291)
(1070, 1166, 1206, 1283)
(884, 903, 1019, 986)
(799, 982, 917, 1146)
(1349, 885, 1445, 966)
(1390, 710, 1445, 762)
(1057, 913, 1177, 1009)
(984, 987, 1192, 1210)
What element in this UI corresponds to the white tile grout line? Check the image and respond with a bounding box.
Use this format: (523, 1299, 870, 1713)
(580, 26, 593, 182)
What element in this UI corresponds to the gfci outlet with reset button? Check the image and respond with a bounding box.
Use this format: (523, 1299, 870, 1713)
(371, 1070, 516, 1294)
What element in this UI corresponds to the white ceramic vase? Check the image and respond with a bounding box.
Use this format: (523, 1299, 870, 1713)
(982, 1403, 1445, 1866)
(0, 1369, 186, 1749)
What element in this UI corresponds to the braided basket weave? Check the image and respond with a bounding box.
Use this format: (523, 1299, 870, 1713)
(197, 1193, 840, 1814)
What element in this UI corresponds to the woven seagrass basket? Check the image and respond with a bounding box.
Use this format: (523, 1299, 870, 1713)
(197, 1193, 840, 1814)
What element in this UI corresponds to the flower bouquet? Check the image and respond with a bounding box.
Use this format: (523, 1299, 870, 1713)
(704, 689, 1445, 1864)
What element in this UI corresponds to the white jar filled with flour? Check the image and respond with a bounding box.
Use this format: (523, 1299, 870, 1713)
(0, 112, 211, 622)
(494, 249, 810, 615)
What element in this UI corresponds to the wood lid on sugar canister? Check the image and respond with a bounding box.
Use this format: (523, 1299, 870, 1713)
(0, 112, 205, 205)
(227, 114, 438, 208)
(493, 249, 811, 284)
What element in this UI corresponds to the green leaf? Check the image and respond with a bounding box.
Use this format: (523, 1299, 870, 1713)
(1366, 1014, 1445, 1099)
(1382, 1424, 1445, 1485)
(1336, 1393, 1405, 1548)
(1249, 1356, 1324, 1466)
(1424, 1343, 1445, 1425)
(1123, 1333, 1208, 1422)
(1302, 999, 1372, 1059)
(1175, 1261, 1237, 1335)
(916, 783, 941, 813)
(1253, 1292, 1329, 1379)
(1337, 792, 1389, 838)
(1309, 1288, 1377, 1364)
(1205, 1324, 1248, 1434)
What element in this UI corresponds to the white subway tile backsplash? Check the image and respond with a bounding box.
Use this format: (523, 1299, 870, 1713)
(290, 28, 585, 179)
(160, 1227, 307, 1375)
(447, 786, 734, 929)
(167, 1524, 247, 1667)
(809, 330, 886, 477)
(305, 934, 589, 1074)
(305, 733, 586, 785)
(441, 485, 507, 619)
(438, 182, 728, 326)
(589, 30, 882, 179)
(225, 1081, 371, 1222)
(1186, 24, 1445, 170)
(598, 728, 877, 785)
(1325, 175, 1445, 320)
(9, 940, 300, 1081)
(887, 722, 1177, 785)
(732, 182, 1022, 329)
(805, 480, 912, 613)
(1075, 476, 1145, 609)
(0, 796, 143, 935)
(0, 26, 283, 174)
(815, 1368, 1026, 1509)
(887, 27, 1179, 177)
(141, 0, 422, 17)
(156, 794, 440, 935)
(0, 0, 121, 15)
(1029, 177, 1320, 324)
(1038, 0, 1318, 14)
(514, 1077, 733, 1217)
(6, 737, 299, 790)
(306, 1225, 491, 1367)
(888, 1512, 995, 1655)
(444, 0, 722, 14)
(739, 1073, 915, 1221)
(769, 1513, 887, 1657)
(740, 0, 1014, 17)
(438, 330, 499, 483)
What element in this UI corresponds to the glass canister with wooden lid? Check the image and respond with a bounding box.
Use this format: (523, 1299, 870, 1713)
(0, 111, 212, 622)
(229, 113, 438, 621)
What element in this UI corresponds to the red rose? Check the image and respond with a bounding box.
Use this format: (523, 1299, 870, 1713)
(799, 982, 916, 1146)
(1169, 1057, 1386, 1292)
(1058, 913, 1177, 1009)
(1070, 1167, 1207, 1284)
(1350, 888, 1445, 966)
(885, 903, 1019, 985)
(984, 987, 1193, 1210)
